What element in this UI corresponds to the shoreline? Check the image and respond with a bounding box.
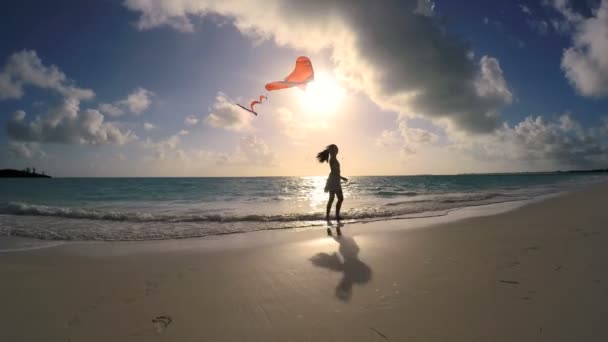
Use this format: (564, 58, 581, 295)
(0, 188, 552, 254)
(2, 173, 605, 243)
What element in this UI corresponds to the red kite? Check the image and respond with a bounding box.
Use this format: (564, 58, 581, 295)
(238, 56, 314, 115)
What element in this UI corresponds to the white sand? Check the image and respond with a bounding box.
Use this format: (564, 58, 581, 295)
(1, 183, 608, 341)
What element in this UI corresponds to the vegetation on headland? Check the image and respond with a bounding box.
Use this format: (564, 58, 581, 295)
(0, 168, 51, 178)
(559, 168, 608, 173)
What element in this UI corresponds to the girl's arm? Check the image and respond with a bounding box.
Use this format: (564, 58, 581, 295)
(341, 176, 348, 182)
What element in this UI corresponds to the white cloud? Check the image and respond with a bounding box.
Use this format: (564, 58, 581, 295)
(0, 50, 94, 101)
(377, 120, 439, 156)
(272, 107, 328, 143)
(142, 130, 183, 160)
(236, 134, 277, 166)
(205, 92, 253, 132)
(550, 0, 584, 24)
(475, 56, 513, 106)
(559, 0, 608, 97)
(140, 129, 275, 167)
(6, 99, 137, 145)
(8, 142, 46, 160)
(143, 122, 156, 130)
(125, 0, 512, 133)
(210, 134, 277, 166)
(184, 114, 199, 125)
(164, 135, 277, 167)
(98, 102, 124, 117)
(98, 87, 154, 116)
(120, 87, 154, 114)
(454, 113, 608, 167)
(376, 129, 401, 148)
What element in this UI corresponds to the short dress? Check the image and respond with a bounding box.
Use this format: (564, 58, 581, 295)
(324, 159, 342, 193)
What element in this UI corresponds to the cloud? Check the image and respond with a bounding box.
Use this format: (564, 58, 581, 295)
(175, 134, 277, 166)
(6, 99, 137, 145)
(98, 87, 154, 116)
(98, 102, 124, 117)
(376, 129, 401, 148)
(550, 18, 571, 33)
(455, 113, 608, 168)
(8, 142, 46, 159)
(143, 122, 156, 130)
(210, 134, 277, 166)
(121, 87, 154, 114)
(205, 92, 253, 131)
(559, 0, 608, 97)
(377, 120, 439, 156)
(519, 4, 533, 15)
(0, 50, 94, 101)
(475, 56, 513, 106)
(142, 130, 185, 160)
(184, 114, 199, 125)
(140, 128, 276, 167)
(236, 134, 277, 166)
(414, 0, 435, 17)
(549, 0, 584, 24)
(527, 19, 549, 35)
(125, 0, 512, 133)
(272, 107, 328, 143)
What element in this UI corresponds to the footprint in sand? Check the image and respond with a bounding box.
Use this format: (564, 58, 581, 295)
(65, 296, 104, 328)
(152, 316, 172, 334)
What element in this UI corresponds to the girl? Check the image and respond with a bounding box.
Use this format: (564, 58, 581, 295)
(317, 144, 348, 227)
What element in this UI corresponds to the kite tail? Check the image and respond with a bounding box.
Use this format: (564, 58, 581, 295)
(237, 103, 257, 115)
(236, 93, 269, 116)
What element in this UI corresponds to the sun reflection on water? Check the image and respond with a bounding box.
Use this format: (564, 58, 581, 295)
(296, 176, 328, 212)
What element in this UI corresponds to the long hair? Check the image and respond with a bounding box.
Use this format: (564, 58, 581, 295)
(316, 144, 337, 163)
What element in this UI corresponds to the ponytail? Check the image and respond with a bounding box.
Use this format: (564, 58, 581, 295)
(316, 144, 337, 163)
(316, 149, 330, 163)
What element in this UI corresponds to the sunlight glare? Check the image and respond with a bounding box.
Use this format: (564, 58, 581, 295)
(298, 72, 345, 114)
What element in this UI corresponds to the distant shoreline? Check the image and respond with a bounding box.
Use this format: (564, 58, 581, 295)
(0, 168, 606, 179)
(0, 169, 51, 178)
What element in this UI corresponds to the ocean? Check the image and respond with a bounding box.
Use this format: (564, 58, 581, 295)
(1, 173, 606, 241)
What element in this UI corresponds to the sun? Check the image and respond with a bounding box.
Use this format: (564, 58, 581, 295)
(297, 72, 345, 114)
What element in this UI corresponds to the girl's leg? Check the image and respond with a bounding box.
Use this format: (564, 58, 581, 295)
(336, 190, 344, 221)
(326, 191, 335, 221)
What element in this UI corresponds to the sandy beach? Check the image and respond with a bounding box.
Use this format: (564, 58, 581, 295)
(1, 183, 607, 342)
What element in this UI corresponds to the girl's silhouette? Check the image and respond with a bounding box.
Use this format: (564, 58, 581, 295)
(317, 144, 348, 230)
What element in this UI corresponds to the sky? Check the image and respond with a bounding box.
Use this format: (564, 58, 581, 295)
(2, 0, 608, 177)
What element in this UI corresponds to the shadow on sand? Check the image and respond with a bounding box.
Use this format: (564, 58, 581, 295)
(310, 232, 372, 301)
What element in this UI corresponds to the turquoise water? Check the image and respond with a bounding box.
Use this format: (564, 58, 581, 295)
(0, 173, 606, 241)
